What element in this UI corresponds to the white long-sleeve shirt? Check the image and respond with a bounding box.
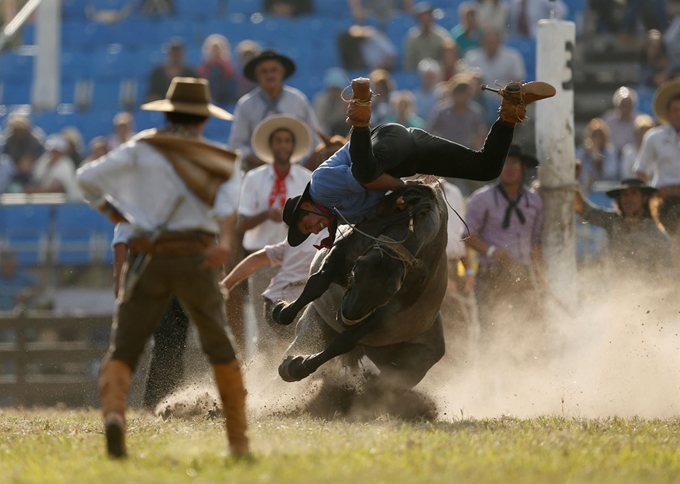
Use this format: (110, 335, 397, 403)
(634, 125, 680, 188)
(77, 139, 240, 236)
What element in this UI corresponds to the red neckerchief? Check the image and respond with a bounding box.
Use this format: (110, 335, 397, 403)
(268, 165, 289, 208)
(311, 202, 338, 250)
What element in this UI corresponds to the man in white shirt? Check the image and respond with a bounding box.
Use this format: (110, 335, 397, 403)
(28, 135, 81, 200)
(237, 114, 312, 355)
(76, 78, 249, 460)
(228, 50, 320, 172)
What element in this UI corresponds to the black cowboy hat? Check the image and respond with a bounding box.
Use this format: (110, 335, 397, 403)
(243, 49, 296, 82)
(507, 144, 539, 168)
(605, 178, 658, 198)
(283, 182, 313, 246)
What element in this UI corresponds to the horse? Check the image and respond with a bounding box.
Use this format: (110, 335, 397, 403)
(272, 180, 449, 389)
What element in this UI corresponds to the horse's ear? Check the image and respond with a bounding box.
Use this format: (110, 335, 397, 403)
(315, 128, 333, 147)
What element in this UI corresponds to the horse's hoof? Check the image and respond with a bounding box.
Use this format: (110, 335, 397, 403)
(279, 356, 308, 382)
(271, 301, 289, 325)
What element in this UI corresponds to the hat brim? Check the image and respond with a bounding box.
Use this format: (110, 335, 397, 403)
(283, 183, 313, 247)
(606, 186, 658, 198)
(243, 53, 296, 82)
(653, 79, 680, 125)
(140, 99, 233, 120)
(252, 114, 312, 164)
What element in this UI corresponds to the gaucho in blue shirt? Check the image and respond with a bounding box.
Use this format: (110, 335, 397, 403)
(282, 77, 555, 249)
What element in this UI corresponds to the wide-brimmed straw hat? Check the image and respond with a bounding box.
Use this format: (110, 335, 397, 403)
(251, 114, 311, 163)
(140, 77, 233, 120)
(283, 182, 314, 246)
(243, 49, 296, 82)
(605, 178, 658, 198)
(507, 144, 539, 168)
(653, 79, 680, 124)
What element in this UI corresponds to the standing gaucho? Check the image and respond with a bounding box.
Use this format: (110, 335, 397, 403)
(76, 78, 249, 459)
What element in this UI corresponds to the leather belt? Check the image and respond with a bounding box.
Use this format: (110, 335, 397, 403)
(129, 231, 215, 257)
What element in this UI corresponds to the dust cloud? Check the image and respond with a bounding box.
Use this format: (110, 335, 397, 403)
(423, 271, 680, 420)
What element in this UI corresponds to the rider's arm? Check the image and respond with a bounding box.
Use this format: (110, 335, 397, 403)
(361, 173, 405, 192)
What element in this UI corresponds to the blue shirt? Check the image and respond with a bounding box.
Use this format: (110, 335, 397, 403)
(0, 271, 38, 311)
(309, 143, 386, 224)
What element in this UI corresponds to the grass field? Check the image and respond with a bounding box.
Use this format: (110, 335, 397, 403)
(1, 409, 679, 484)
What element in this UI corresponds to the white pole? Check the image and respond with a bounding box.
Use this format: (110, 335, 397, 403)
(32, 0, 60, 111)
(535, 19, 577, 338)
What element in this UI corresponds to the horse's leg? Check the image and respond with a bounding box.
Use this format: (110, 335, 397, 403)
(279, 311, 384, 382)
(362, 313, 445, 388)
(272, 255, 344, 326)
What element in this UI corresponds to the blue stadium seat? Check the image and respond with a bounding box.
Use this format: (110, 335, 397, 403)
(54, 203, 103, 264)
(0, 52, 35, 82)
(90, 80, 122, 110)
(154, 20, 203, 47)
(174, 0, 220, 20)
(60, 50, 93, 81)
(109, 18, 158, 47)
(62, 0, 88, 19)
(1, 204, 51, 265)
(62, 20, 113, 49)
(226, 0, 261, 16)
(21, 22, 35, 45)
(59, 80, 78, 105)
(91, 48, 137, 80)
(2, 81, 31, 106)
(314, 0, 349, 18)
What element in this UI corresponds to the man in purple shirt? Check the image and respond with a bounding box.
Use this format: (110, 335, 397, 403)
(282, 78, 556, 250)
(464, 144, 544, 337)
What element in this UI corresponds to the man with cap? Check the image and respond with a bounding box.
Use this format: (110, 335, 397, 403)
(574, 178, 674, 280)
(26, 134, 81, 200)
(228, 49, 320, 172)
(403, 2, 452, 71)
(146, 37, 198, 102)
(76, 77, 249, 459)
(237, 114, 312, 355)
(463, 144, 544, 337)
(635, 80, 680, 238)
(282, 77, 555, 251)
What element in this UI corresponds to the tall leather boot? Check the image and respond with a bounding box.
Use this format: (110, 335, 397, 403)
(99, 359, 133, 458)
(345, 77, 372, 128)
(212, 360, 250, 458)
(487, 81, 556, 124)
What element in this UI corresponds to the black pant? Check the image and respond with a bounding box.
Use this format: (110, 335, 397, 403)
(349, 120, 514, 185)
(142, 297, 190, 408)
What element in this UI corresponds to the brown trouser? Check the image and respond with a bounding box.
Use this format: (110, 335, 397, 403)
(109, 253, 236, 370)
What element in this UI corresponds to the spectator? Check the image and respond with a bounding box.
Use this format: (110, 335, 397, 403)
(621, 0, 668, 40)
(84, 136, 110, 165)
(2, 114, 44, 168)
(464, 30, 526, 125)
(603, 86, 639, 158)
(139, 0, 174, 15)
(439, 37, 459, 82)
(197, 34, 237, 105)
(427, 74, 486, 150)
(450, 2, 482, 56)
(639, 29, 672, 91)
(27, 135, 81, 199)
(234, 40, 262, 99)
(314, 67, 351, 137)
(0, 250, 42, 312)
(413, 58, 441, 121)
(474, 0, 508, 35)
(86, 1, 134, 23)
(506, 0, 568, 39)
(621, 115, 655, 179)
(348, 0, 414, 25)
(146, 37, 198, 102)
(574, 179, 674, 281)
(403, 2, 452, 71)
(464, 145, 544, 338)
(60, 127, 85, 168)
(382, 90, 425, 128)
(237, 114, 312, 355)
(337, 25, 397, 71)
(263, 0, 314, 16)
(108, 112, 135, 149)
(577, 118, 620, 190)
(228, 50, 320, 172)
(369, 68, 396, 125)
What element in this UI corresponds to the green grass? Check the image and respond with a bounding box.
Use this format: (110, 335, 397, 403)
(1, 410, 679, 483)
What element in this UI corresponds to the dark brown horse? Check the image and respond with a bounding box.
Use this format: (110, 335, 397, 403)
(272, 181, 448, 388)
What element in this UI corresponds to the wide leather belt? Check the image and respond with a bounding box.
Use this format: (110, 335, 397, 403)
(129, 231, 215, 257)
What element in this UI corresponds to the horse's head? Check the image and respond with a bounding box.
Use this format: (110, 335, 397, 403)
(340, 246, 407, 325)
